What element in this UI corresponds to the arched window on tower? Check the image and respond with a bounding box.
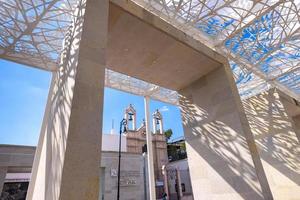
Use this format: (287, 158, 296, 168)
(124, 104, 136, 131)
(152, 109, 163, 134)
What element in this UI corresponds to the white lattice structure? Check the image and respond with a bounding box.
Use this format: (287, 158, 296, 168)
(0, 0, 299, 103)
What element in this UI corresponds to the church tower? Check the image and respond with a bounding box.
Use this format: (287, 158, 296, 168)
(153, 109, 164, 134)
(124, 105, 168, 185)
(124, 104, 136, 131)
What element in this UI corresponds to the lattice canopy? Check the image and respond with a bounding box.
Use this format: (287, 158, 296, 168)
(0, 0, 299, 104)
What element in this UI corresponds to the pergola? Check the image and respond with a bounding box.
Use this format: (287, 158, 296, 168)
(1, 1, 300, 200)
(1, 0, 299, 104)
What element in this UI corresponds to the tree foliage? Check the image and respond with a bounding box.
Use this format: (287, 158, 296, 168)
(164, 129, 173, 141)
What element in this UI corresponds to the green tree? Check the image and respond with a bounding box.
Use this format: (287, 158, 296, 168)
(164, 129, 173, 141)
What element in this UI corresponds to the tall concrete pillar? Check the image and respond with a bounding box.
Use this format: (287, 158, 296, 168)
(144, 96, 157, 200)
(179, 65, 272, 200)
(243, 88, 300, 200)
(26, 0, 108, 199)
(0, 167, 7, 194)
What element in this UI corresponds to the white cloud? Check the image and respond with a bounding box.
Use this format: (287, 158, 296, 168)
(159, 106, 169, 112)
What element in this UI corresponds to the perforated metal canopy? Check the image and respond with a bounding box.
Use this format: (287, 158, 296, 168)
(0, 0, 299, 104)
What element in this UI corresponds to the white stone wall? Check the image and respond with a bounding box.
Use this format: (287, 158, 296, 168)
(102, 134, 127, 152)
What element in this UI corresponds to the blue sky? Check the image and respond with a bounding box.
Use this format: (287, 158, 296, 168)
(0, 59, 183, 146)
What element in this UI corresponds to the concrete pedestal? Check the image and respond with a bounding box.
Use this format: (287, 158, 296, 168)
(243, 89, 300, 200)
(0, 167, 7, 194)
(26, 0, 108, 199)
(179, 66, 272, 200)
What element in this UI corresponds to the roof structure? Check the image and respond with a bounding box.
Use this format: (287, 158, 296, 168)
(0, 0, 299, 104)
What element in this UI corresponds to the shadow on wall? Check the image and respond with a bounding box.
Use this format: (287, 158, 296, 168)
(292, 115, 300, 142)
(27, 1, 86, 199)
(242, 89, 300, 187)
(179, 94, 265, 200)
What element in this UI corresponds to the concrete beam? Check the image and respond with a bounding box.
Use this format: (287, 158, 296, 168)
(107, 3, 222, 91)
(110, 0, 226, 65)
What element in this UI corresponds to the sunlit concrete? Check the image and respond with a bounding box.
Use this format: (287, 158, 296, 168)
(106, 3, 272, 199)
(27, 0, 228, 199)
(293, 115, 300, 141)
(25, 0, 300, 199)
(107, 3, 221, 91)
(243, 89, 300, 200)
(281, 92, 300, 141)
(179, 66, 272, 200)
(27, 0, 108, 199)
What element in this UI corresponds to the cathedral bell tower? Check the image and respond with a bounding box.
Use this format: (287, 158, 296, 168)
(124, 104, 136, 131)
(153, 109, 163, 134)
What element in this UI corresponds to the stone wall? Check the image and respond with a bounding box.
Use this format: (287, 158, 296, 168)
(100, 152, 145, 200)
(126, 130, 168, 182)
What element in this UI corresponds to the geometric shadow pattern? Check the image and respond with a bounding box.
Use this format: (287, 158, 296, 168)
(0, 0, 299, 103)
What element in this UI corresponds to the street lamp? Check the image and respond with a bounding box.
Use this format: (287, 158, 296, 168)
(117, 118, 127, 200)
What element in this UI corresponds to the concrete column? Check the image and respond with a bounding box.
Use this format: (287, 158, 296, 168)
(176, 168, 183, 199)
(162, 165, 169, 197)
(159, 120, 163, 134)
(132, 115, 136, 131)
(243, 88, 300, 200)
(27, 0, 108, 199)
(179, 65, 272, 200)
(144, 96, 156, 200)
(153, 117, 157, 134)
(0, 167, 7, 194)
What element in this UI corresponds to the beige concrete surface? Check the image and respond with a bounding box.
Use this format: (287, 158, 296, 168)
(179, 66, 272, 200)
(293, 115, 300, 141)
(27, 1, 227, 199)
(107, 3, 221, 91)
(110, 0, 226, 65)
(243, 89, 300, 200)
(27, 0, 108, 199)
(24, 0, 300, 199)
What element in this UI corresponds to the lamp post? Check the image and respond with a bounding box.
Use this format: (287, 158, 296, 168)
(117, 118, 127, 200)
(142, 144, 147, 200)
